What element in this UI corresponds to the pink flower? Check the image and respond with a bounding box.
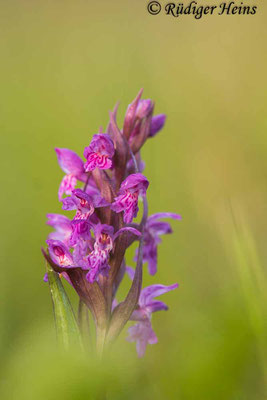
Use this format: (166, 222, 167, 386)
(126, 266, 178, 357)
(136, 212, 181, 275)
(46, 213, 73, 245)
(111, 173, 149, 223)
(46, 239, 74, 268)
(62, 188, 108, 222)
(55, 148, 86, 200)
(84, 134, 115, 172)
(86, 224, 141, 283)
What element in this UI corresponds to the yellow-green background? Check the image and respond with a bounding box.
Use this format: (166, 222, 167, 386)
(0, 1, 266, 399)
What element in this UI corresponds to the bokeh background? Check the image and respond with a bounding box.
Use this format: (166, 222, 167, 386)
(0, 1, 266, 399)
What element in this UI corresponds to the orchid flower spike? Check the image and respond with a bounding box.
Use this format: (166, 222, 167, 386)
(43, 89, 180, 358)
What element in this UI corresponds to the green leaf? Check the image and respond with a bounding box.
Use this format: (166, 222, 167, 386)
(46, 263, 82, 350)
(78, 299, 92, 350)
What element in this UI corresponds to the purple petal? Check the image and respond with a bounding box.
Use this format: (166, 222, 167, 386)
(84, 134, 115, 158)
(111, 173, 149, 223)
(84, 180, 99, 196)
(82, 223, 114, 282)
(136, 339, 147, 358)
(113, 227, 141, 241)
(147, 212, 182, 223)
(86, 259, 110, 283)
(139, 283, 178, 307)
(147, 220, 173, 236)
(120, 173, 149, 193)
(124, 205, 138, 224)
(115, 196, 137, 218)
(70, 221, 91, 247)
(149, 114, 166, 137)
(146, 300, 168, 313)
(146, 247, 158, 276)
(130, 308, 147, 321)
(72, 188, 92, 203)
(62, 196, 77, 211)
(137, 241, 158, 275)
(148, 330, 158, 345)
(58, 174, 77, 201)
(71, 189, 95, 217)
(46, 213, 73, 244)
(111, 192, 139, 224)
(46, 213, 71, 227)
(46, 239, 74, 268)
(55, 148, 84, 175)
(127, 320, 158, 357)
(72, 238, 89, 268)
(92, 223, 114, 240)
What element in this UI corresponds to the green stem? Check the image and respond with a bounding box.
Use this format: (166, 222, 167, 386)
(96, 325, 107, 358)
(78, 299, 92, 350)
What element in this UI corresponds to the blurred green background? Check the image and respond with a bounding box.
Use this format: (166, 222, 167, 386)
(0, 0, 266, 399)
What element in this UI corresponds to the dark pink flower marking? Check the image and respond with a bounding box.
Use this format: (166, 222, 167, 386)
(84, 134, 115, 172)
(62, 188, 108, 222)
(111, 173, 149, 223)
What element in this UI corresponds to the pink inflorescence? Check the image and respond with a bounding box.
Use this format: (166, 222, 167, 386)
(43, 89, 181, 357)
